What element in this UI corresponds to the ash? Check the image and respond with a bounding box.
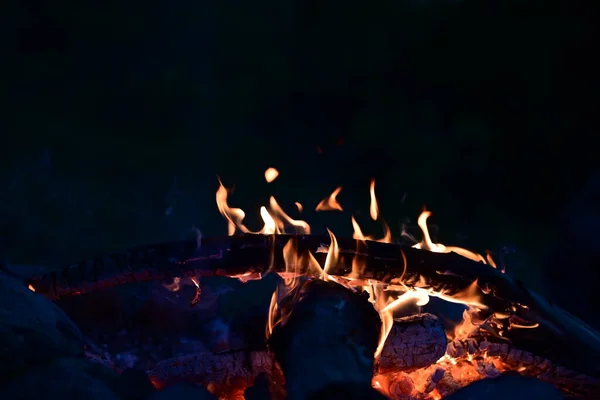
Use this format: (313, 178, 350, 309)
(58, 275, 276, 373)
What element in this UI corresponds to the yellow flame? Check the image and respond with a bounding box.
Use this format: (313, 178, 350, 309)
(349, 240, 368, 279)
(453, 308, 481, 341)
(267, 238, 325, 338)
(260, 206, 279, 234)
(264, 167, 279, 183)
(323, 228, 339, 278)
(163, 276, 181, 292)
(369, 179, 379, 221)
(27, 284, 35, 292)
(216, 180, 248, 235)
(269, 197, 311, 234)
(371, 283, 394, 359)
(485, 250, 497, 268)
(413, 211, 485, 263)
(294, 202, 303, 213)
(216, 179, 310, 235)
(215, 174, 522, 367)
(315, 187, 343, 211)
(349, 180, 392, 243)
(351, 215, 392, 244)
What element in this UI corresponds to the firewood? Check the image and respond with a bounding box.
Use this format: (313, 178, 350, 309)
(378, 313, 447, 373)
(25, 234, 600, 376)
(148, 350, 276, 398)
(445, 338, 600, 399)
(147, 312, 446, 394)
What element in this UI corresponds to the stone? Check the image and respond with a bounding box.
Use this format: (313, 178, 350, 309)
(0, 272, 83, 383)
(146, 383, 216, 400)
(0, 358, 119, 400)
(444, 373, 565, 400)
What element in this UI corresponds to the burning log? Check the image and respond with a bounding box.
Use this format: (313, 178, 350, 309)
(148, 350, 276, 398)
(25, 234, 600, 377)
(375, 336, 600, 400)
(445, 338, 600, 399)
(378, 313, 447, 373)
(147, 311, 447, 396)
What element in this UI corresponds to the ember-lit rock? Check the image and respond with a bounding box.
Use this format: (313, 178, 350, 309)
(0, 272, 83, 383)
(0, 358, 119, 400)
(444, 373, 565, 400)
(147, 383, 216, 400)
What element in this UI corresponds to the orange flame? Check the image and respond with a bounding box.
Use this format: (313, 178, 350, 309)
(214, 173, 533, 382)
(413, 210, 486, 264)
(267, 238, 324, 338)
(269, 197, 311, 235)
(264, 167, 279, 183)
(315, 186, 343, 211)
(322, 228, 339, 278)
(216, 178, 309, 235)
(350, 180, 392, 243)
(369, 179, 379, 220)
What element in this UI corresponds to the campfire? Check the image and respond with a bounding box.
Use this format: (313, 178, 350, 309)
(24, 168, 600, 400)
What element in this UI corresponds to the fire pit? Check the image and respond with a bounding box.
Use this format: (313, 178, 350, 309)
(17, 170, 600, 399)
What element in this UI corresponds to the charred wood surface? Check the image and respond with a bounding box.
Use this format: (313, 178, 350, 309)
(147, 312, 447, 391)
(378, 314, 447, 373)
(148, 350, 275, 396)
(24, 234, 600, 376)
(446, 338, 600, 399)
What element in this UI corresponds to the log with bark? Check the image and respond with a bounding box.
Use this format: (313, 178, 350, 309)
(22, 234, 600, 377)
(147, 310, 447, 397)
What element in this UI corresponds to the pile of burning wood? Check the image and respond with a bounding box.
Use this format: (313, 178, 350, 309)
(6, 170, 600, 399)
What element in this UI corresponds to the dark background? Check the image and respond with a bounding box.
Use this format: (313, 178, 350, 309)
(1, 0, 598, 320)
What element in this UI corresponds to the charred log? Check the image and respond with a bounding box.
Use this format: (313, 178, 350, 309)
(148, 350, 277, 399)
(147, 312, 447, 394)
(378, 313, 447, 373)
(446, 338, 600, 399)
(24, 234, 600, 376)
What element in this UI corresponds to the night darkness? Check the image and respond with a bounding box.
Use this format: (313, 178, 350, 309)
(1, 0, 599, 327)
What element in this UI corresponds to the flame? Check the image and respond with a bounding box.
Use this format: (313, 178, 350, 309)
(315, 186, 343, 211)
(267, 238, 325, 338)
(322, 228, 339, 278)
(213, 173, 537, 396)
(351, 216, 392, 244)
(216, 179, 310, 235)
(413, 211, 486, 263)
(163, 277, 181, 292)
(485, 250, 497, 268)
(27, 284, 35, 292)
(260, 206, 279, 234)
(372, 283, 394, 359)
(369, 179, 379, 220)
(349, 240, 368, 279)
(269, 197, 311, 235)
(350, 180, 392, 243)
(294, 202, 303, 212)
(264, 167, 279, 183)
(190, 277, 201, 305)
(453, 308, 482, 341)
